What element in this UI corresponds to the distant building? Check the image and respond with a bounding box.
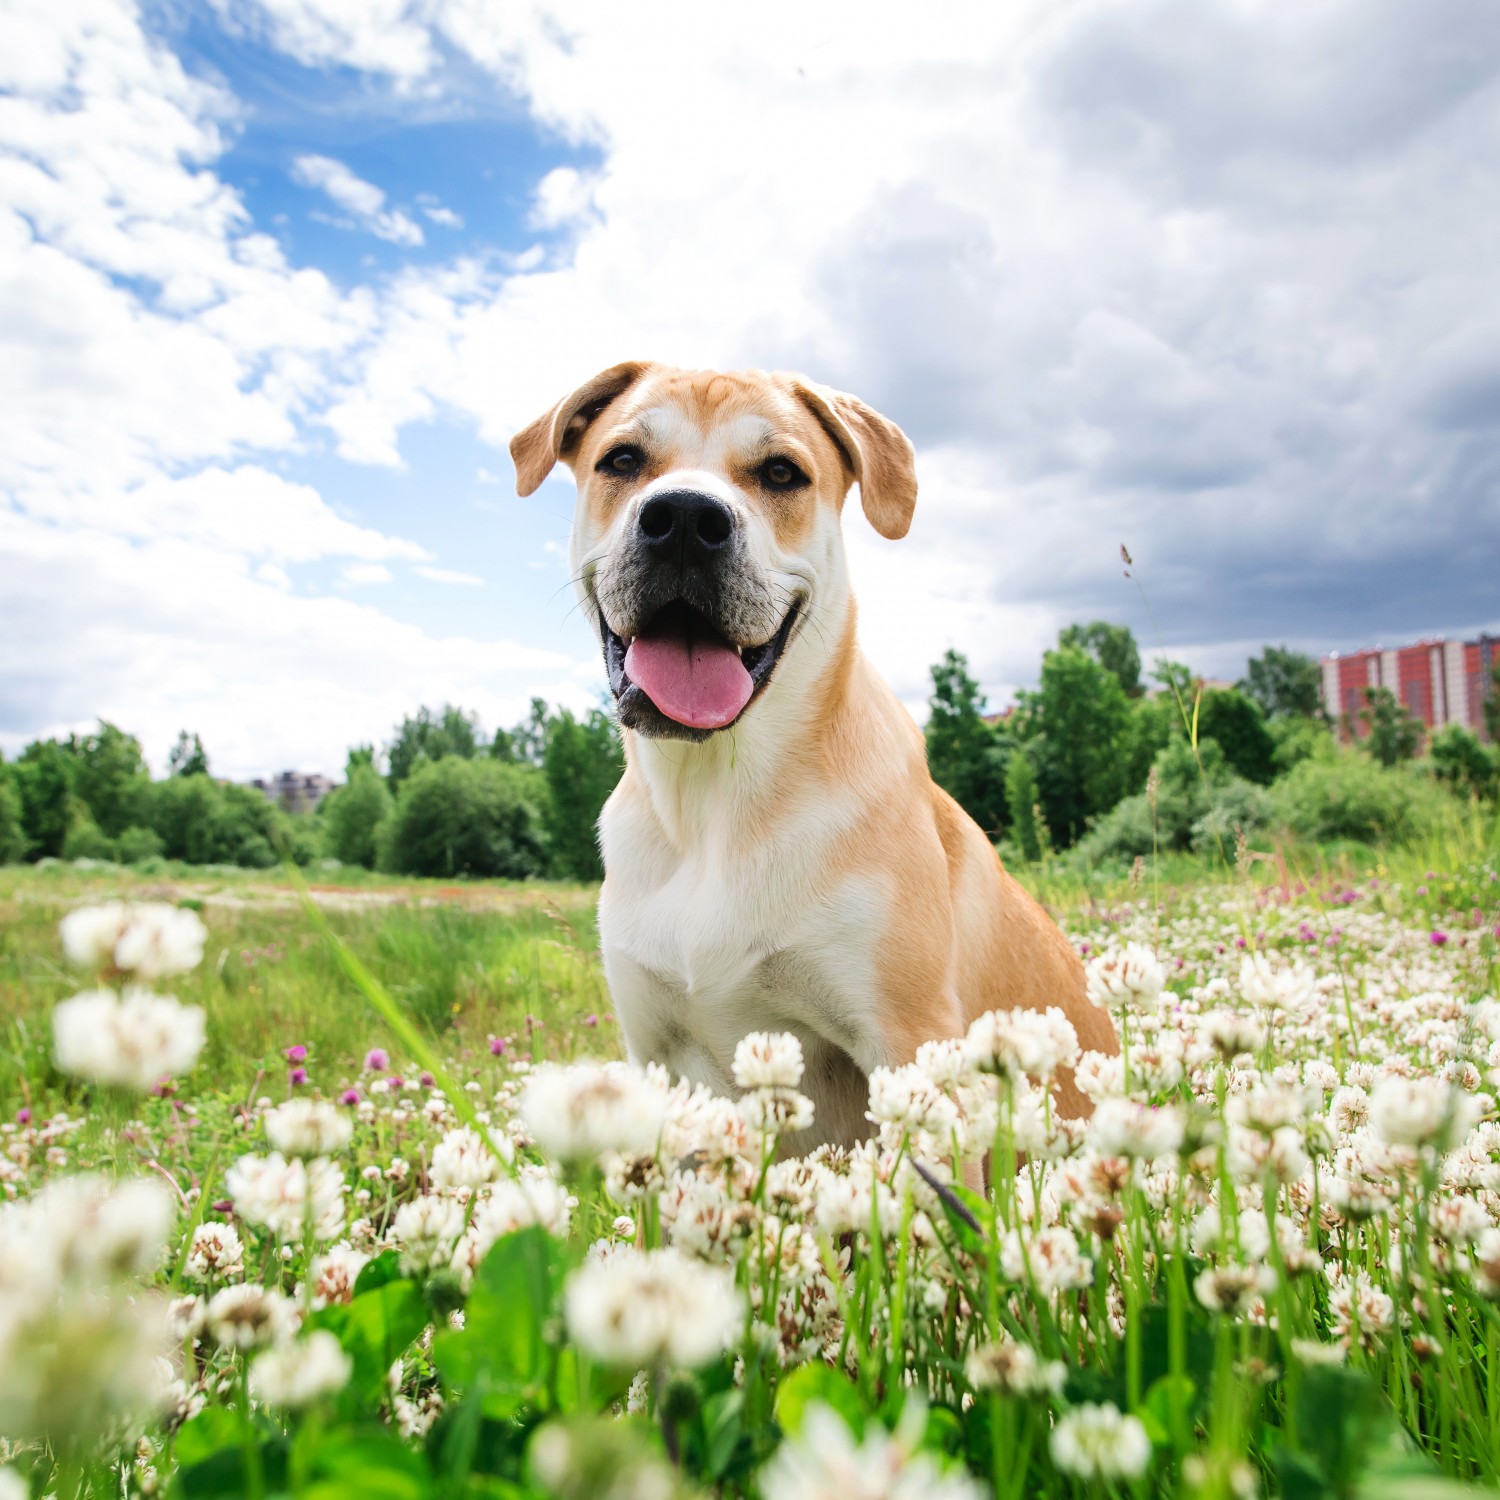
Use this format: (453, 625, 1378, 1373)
(249, 771, 338, 813)
(1321, 636, 1497, 743)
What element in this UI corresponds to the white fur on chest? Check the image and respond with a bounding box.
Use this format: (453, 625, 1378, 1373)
(598, 780, 890, 1144)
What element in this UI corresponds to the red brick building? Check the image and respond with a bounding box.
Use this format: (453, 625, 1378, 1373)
(1321, 636, 1497, 743)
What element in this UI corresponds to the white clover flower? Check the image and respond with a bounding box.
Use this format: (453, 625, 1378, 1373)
(1202, 1011, 1265, 1060)
(1194, 1264, 1276, 1315)
(393, 1194, 467, 1275)
(0, 1468, 26, 1500)
(762, 1402, 986, 1500)
(1050, 1402, 1152, 1482)
(1470, 1228, 1500, 1298)
(1085, 944, 1166, 1012)
(738, 1087, 816, 1137)
(965, 1006, 1080, 1081)
(204, 1284, 296, 1350)
(733, 1031, 805, 1090)
(60, 901, 206, 979)
(308, 1244, 370, 1307)
(250, 1330, 352, 1407)
(519, 1061, 667, 1164)
(1369, 1077, 1485, 1150)
(264, 1099, 353, 1159)
(965, 1337, 1066, 1398)
(563, 1246, 743, 1369)
(1074, 1050, 1126, 1100)
(185, 1221, 244, 1283)
(1239, 953, 1317, 1013)
(225, 1153, 346, 1242)
(430, 1125, 511, 1191)
(52, 987, 205, 1091)
(867, 1064, 960, 1137)
(999, 1226, 1093, 1295)
(1089, 1099, 1185, 1160)
(451, 1172, 574, 1288)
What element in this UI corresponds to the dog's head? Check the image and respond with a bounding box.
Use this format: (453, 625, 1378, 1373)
(511, 363, 917, 740)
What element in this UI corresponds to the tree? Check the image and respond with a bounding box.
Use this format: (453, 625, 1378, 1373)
(1004, 748, 1043, 862)
(67, 721, 150, 836)
(345, 744, 377, 778)
(378, 758, 548, 879)
(924, 651, 1009, 837)
(168, 731, 209, 778)
(1018, 647, 1132, 846)
(1240, 646, 1324, 720)
(13, 741, 78, 859)
(1486, 663, 1500, 744)
(386, 705, 482, 789)
(322, 766, 393, 868)
(543, 708, 624, 880)
(1359, 687, 1422, 767)
(1195, 689, 1276, 785)
(0, 764, 26, 864)
(148, 775, 281, 866)
(1429, 724, 1498, 804)
(1058, 622, 1143, 698)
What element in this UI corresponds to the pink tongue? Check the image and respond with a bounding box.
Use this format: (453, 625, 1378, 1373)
(625, 633, 753, 729)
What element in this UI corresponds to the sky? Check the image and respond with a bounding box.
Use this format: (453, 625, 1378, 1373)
(3, 0, 1499, 780)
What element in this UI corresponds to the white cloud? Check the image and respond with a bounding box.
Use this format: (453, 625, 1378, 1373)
(420, 202, 463, 229)
(415, 565, 485, 586)
(291, 154, 424, 246)
(341, 562, 393, 585)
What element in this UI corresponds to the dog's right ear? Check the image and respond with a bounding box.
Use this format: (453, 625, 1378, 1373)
(510, 361, 654, 497)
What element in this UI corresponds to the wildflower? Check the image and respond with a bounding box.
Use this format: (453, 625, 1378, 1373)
(60, 901, 206, 978)
(1202, 1011, 1265, 1060)
(733, 1031, 805, 1090)
(1239, 953, 1316, 1013)
(1085, 943, 1166, 1012)
(965, 1006, 1080, 1080)
(185, 1221, 244, 1282)
(965, 1337, 1066, 1397)
(519, 1061, 667, 1164)
(1369, 1076, 1484, 1150)
(308, 1244, 370, 1307)
(1195, 1264, 1276, 1316)
(430, 1125, 512, 1190)
(0, 1471, 26, 1500)
(739, 1086, 816, 1138)
(999, 1226, 1093, 1294)
(393, 1195, 466, 1275)
(204, 1284, 296, 1350)
(761, 1402, 985, 1500)
(225, 1153, 346, 1242)
(1470, 1228, 1500, 1298)
(1050, 1402, 1153, 1482)
(264, 1099, 353, 1159)
(563, 1246, 743, 1369)
(1291, 1338, 1347, 1366)
(1074, 1050, 1125, 1099)
(1089, 1099, 1184, 1159)
(250, 1330, 352, 1407)
(53, 987, 205, 1091)
(284, 1044, 309, 1064)
(363, 1048, 389, 1072)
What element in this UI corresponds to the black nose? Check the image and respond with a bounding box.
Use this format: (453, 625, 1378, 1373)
(637, 490, 735, 567)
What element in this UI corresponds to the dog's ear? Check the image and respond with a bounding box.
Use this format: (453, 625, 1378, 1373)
(791, 379, 918, 540)
(510, 361, 654, 497)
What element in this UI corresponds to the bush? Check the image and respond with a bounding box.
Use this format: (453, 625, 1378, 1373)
(1270, 754, 1459, 844)
(116, 825, 165, 863)
(1429, 725, 1498, 804)
(1195, 689, 1276, 785)
(378, 757, 548, 879)
(147, 775, 281, 866)
(61, 811, 116, 862)
(0, 773, 25, 863)
(1190, 778, 1275, 855)
(322, 766, 394, 869)
(1270, 715, 1336, 774)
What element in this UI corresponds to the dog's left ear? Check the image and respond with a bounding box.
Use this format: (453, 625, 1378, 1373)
(791, 379, 918, 540)
(510, 361, 655, 497)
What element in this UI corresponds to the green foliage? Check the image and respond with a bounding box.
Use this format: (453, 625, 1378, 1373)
(65, 721, 150, 836)
(0, 764, 26, 864)
(386, 705, 482, 789)
(1004, 747, 1043, 862)
(148, 774, 284, 867)
(1017, 646, 1132, 846)
(323, 766, 394, 869)
(1359, 687, 1423, 767)
(378, 757, 548, 879)
(1194, 688, 1276, 785)
(1486, 663, 1500, 743)
(1270, 714, 1337, 774)
(1057, 620, 1143, 697)
(168, 729, 210, 778)
(13, 740, 78, 859)
(1430, 724, 1498, 804)
(1271, 754, 1459, 845)
(1121, 692, 1181, 794)
(116, 824, 165, 864)
(61, 807, 116, 861)
(493, 698, 551, 766)
(924, 650, 1009, 837)
(542, 708, 623, 881)
(1240, 645, 1324, 719)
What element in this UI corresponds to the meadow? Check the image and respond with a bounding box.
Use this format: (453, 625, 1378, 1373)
(1, 832, 1498, 1499)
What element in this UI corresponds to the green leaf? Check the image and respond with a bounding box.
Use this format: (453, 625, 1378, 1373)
(1287, 1366, 1408, 1500)
(773, 1362, 866, 1440)
(353, 1248, 405, 1295)
(173, 1407, 242, 1468)
(1139, 1374, 1195, 1446)
(308, 1278, 428, 1404)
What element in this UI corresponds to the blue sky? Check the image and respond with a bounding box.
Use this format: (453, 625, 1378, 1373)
(3, 0, 1499, 778)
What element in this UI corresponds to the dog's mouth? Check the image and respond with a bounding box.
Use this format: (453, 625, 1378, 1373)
(603, 598, 800, 734)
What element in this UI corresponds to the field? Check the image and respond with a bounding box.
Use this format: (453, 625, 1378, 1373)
(1, 838, 1499, 1499)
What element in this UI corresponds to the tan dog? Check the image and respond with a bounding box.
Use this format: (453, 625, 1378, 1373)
(512, 363, 1117, 1148)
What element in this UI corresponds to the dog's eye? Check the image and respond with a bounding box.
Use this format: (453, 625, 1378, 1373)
(760, 457, 809, 491)
(598, 445, 644, 477)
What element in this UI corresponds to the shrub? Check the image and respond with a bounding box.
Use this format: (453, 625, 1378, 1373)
(61, 811, 116, 862)
(1004, 747, 1044, 862)
(378, 757, 548, 879)
(321, 766, 393, 869)
(1429, 725, 1498, 804)
(1270, 754, 1458, 844)
(116, 825, 165, 863)
(1269, 715, 1336, 774)
(1194, 689, 1276, 785)
(0, 772, 25, 863)
(147, 775, 281, 865)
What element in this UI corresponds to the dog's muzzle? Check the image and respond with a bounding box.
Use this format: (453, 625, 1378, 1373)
(597, 489, 801, 740)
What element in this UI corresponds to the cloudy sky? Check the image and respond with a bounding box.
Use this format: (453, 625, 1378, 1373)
(4, 0, 1499, 779)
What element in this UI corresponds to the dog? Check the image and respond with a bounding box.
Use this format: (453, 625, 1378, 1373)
(511, 363, 1118, 1150)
